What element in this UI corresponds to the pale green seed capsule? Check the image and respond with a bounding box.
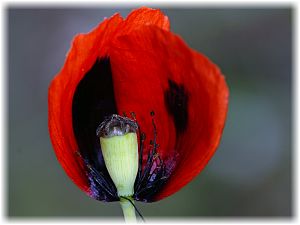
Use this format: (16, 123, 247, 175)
(97, 115, 139, 197)
(100, 133, 138, 197)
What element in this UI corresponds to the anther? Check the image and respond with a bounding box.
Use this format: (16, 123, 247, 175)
(130, 112, 136, 120)
(153, 153, 159, 159)
(140, 133, 146, 141)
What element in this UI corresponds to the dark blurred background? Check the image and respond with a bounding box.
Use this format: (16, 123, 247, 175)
(8, 7, 292, 218)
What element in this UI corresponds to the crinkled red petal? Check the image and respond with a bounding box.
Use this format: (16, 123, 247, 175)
(109, 25, 229, 201)
(48, 14, 123, 194)
(49, 7, 228, 201)
(48, 8, 171, 196)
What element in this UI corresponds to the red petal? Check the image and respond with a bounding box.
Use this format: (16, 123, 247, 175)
(48, 14, 123, 194)
(48, 7, 171, 196)
(124, 7, 170, 31)
(109, 25, 229, 201)
(49, 6, 228, 201)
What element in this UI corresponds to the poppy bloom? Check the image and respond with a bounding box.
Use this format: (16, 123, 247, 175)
(48, 7, 228, 219)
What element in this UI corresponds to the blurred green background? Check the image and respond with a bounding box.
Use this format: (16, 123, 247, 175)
(8, 7, 292, 218)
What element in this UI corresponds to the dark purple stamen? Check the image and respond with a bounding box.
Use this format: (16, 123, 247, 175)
(76, 112, 175, 202)
(133, 112, 173, 202)
(76, 151, 118, 201)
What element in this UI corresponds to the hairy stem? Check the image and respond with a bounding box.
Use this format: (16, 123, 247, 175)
(120, 197, 137, 223)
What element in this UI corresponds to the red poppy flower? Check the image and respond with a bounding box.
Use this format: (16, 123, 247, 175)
(48, 7, 229, 204)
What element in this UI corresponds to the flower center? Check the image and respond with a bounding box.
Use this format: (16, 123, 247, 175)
(97, 115, 139, 197)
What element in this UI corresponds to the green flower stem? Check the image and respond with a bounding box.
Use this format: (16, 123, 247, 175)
(120, 197, 137, 223)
